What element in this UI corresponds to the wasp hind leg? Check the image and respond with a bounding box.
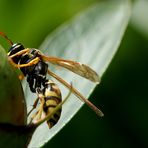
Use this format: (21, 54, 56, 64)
(47, 69, 104, 117)
(8, 48, 30, 58)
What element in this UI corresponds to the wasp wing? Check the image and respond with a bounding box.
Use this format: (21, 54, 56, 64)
(48, 69, 104, 117)
(41, 54, 100, 83)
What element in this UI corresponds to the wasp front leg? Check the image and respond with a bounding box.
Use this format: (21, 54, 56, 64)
(8, 48, 30, 58)
(8, 56, 40, 68)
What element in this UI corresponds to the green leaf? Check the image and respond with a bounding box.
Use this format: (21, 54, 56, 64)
(0, 45, 30, 147)
(130, 0, 148, 38)
(26, 0, 131, 147)
(0, 45, 27, 125)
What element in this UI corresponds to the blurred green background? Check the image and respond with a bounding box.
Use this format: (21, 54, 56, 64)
(0, 0, 148, 148)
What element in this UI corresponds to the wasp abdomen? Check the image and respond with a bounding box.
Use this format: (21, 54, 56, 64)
(43, 80, 62, 128)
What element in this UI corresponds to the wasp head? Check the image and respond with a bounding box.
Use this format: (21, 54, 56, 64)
(8, 43, 25, 64)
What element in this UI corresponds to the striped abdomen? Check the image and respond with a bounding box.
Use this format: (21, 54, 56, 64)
(43, 80, 62, 128)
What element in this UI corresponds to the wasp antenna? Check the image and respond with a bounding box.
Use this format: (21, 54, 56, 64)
(0, 32, 13, 45)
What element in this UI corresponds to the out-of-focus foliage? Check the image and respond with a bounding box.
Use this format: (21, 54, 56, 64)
(0, 46, 29, 147)
(0, 46, 26, 125)
(0, 0, 96, 48)
(0, 0, 147, 148)
(131, 0, 148, 38)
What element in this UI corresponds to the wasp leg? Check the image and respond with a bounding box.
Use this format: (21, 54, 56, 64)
(29, 93, 45, 124)
(18, 73, 25, 80)
(8, 57, 40, 68)
(31, 88, 45, 121)
(8, 48, 30, 57)
(36, 93, 45, 120)
(29, 109, 39, 124)
(34, 84, 72, 127)
(27, 97, 40, 116)
(47, 70, 104, 117)
(0, 32, 13, 45)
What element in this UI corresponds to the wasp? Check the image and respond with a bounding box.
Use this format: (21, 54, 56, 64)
(0, 32, 104, 128)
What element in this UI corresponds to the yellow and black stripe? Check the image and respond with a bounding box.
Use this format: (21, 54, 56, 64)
(43, 80, 62, 128)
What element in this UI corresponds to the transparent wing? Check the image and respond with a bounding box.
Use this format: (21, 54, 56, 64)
(40, 54, 100, 83)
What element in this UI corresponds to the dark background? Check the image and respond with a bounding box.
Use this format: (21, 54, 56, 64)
(0, 0, 147, 148)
